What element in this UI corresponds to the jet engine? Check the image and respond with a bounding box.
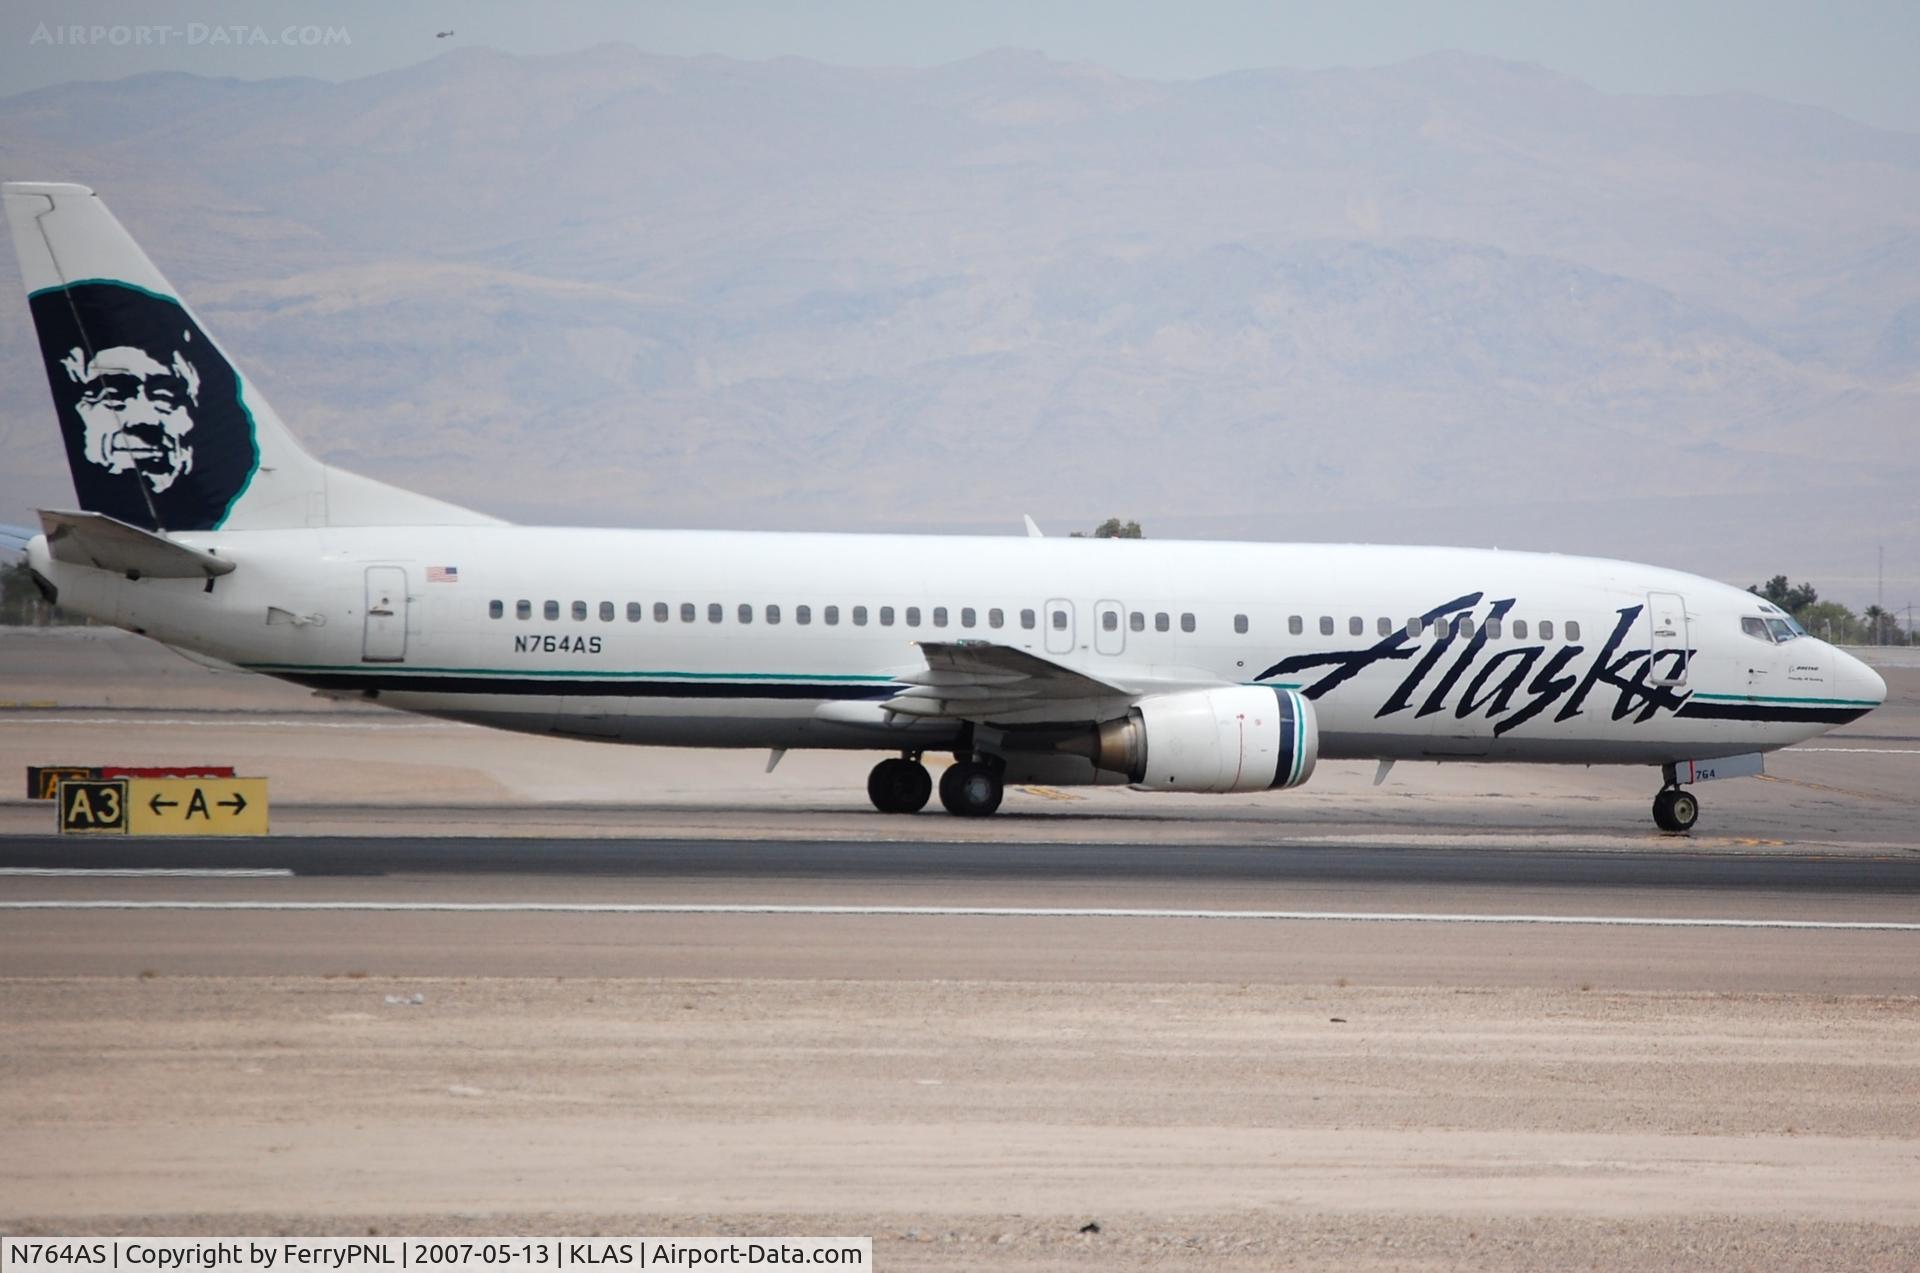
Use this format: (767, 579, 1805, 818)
(1068, 685, 1318, 793)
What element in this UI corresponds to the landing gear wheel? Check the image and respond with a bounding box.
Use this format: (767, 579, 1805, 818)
(938, 761, 1004, 817)
(1652, 787, 1699, 833)
(867, 758, 931, 813)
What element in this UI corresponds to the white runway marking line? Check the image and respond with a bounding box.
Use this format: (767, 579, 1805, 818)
(0, 900, 1913, 930)
(0, 867, 293, 878)
(1790, 747, 1920, 754)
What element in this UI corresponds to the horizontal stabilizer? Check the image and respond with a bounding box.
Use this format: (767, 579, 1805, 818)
(39, 508, 234, 578)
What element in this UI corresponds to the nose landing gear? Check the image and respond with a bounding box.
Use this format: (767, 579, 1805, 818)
(1652, 784, 1699, 834)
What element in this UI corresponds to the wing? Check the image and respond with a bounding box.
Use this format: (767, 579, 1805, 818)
(885, 640, 1141, 725)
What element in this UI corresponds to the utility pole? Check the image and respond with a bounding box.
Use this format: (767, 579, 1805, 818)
(1878, 545, 1886, 645)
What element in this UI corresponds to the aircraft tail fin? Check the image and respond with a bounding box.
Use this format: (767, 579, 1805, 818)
(4, 182, 498, 532)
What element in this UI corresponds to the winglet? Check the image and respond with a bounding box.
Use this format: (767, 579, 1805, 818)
(1023, 514, 1044, 538)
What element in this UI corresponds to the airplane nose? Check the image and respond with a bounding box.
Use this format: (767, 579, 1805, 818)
(1835, 648, 1887, 709)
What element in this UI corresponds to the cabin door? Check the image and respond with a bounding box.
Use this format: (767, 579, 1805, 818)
(362, 566, 409, 663)
(1646, 591, 1689, 688)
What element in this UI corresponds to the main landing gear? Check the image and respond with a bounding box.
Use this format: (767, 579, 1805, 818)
(865, 750, 1006, 817)
(938, 756, 1005, 818)
(867, 753, 932, 813)
(1651, 772, 1700, 834)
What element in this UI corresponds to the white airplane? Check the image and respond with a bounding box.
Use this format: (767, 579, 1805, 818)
(1, 182, 1888, 831)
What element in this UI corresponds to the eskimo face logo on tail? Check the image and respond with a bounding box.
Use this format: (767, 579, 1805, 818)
(29, 281, 257, 531)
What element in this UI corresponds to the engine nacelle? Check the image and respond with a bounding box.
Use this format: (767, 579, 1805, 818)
(1078, 686, 1319, 793)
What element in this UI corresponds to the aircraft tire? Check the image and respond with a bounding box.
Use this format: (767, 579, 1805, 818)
(868, 758, 931, 813)
(939, 761, 1004, 817)
(1652, 787, 1698, 833)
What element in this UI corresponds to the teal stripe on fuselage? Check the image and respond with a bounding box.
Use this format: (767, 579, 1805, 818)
(242, 662, 896, 682)
(1692, 691, 1880, 707)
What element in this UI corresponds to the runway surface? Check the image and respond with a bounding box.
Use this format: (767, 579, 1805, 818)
(6, 832, 1920, 887)
(3, 835, 1915, 992)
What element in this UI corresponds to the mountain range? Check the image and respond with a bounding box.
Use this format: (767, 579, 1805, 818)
(1, 45, 1914, 603)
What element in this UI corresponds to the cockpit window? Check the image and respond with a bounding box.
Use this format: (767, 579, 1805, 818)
(1766, 617, 1798, 643)
(1741, 616, 1773, 643)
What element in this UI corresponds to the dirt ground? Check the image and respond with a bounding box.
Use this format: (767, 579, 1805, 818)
(4, 976, 1919, 1270)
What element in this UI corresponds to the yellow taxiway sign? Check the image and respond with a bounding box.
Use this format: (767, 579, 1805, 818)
(57, 777, 270, 835)
(127, 778, 269, 835)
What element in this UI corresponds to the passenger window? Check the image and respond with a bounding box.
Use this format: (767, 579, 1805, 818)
(544, 600, 560, 621)
(1348, 616, 1363, 637)
(880, 606, 895, 626)
(905, 606, 921, 627)
(680, 603, 695, 623)
(1181, 612, 1196, 633)
(766, 604, 780, 625)
(1155, 612, 1170, 632)
(626, 602, 642, 622)
(571, 601, 587, 621)
(1566, 620, 1581, 641)
(1021, 609, 1036, 630)
(1377, 617, 1392, 636)
(1102, 610, 1119, 632)
(599, 601, 615, 622)
(515, 600, 531, 620)
(708, 603, 723, 624)
(1130, 611, 1145, 632)
(988, 608, 1004, 629)
(852, 606, 867, 626)
(1405, 618, 1422, 638)
(1052, 609, 1069, 630)
(1511, 619, 1527, 640)
(962, 608, 976, 628)
(825, 606, 840, 626)
(738, 604, 753, 625)
(932, 606, 947, 628)
(1485, 618, 1501, 639)
(1457, 617, 1475, 638)
(489, 600, 503, 619)
(1539, 620, 1554, 641)
(1233, 614, 1248, 635)
(796, 605, 811, 626)
(1289, 615, 1303, 635)
(1319, 616, 1334, 636)
(1742, 617, 1773, 643)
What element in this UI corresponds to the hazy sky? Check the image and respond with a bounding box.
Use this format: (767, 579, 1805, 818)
(6, 0, 1920, 132)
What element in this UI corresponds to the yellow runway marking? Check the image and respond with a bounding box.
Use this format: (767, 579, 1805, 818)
(1757, 773, 1892, 801)
(1019, 785, 1085, 802)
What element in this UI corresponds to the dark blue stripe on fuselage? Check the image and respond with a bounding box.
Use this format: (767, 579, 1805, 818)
(1675, 701, 1869, 726)
(276, 672, 902, 700)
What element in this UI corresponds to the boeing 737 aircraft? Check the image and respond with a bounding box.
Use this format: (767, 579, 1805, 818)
(1, 182, 1888, 831)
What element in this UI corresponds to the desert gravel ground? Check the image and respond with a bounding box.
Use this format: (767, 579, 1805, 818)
(3, 977, 1919, 1270)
